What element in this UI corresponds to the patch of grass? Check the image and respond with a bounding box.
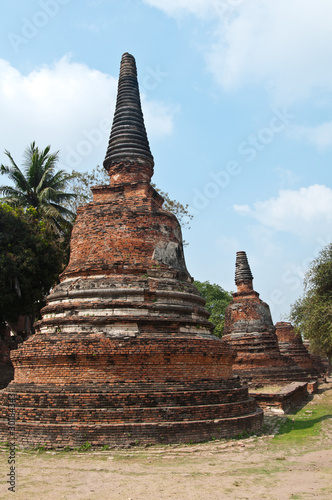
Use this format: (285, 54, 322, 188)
(78, 441, 92, 452)
(272, 393, 332, 445)
(239, 465, 284, 476)
(230, 430, 255, 440)
(35, 445, 47, 453)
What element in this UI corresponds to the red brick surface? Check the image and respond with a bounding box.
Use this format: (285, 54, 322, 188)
(0, 54, 263, 447)
(223, 286, 314, 385)
(275, 322, 319, 377)
(0, 169, 263, 447)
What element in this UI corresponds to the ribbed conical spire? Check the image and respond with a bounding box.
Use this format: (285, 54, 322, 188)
(235, 251, 253, 286)
(103, 53, 154, 172)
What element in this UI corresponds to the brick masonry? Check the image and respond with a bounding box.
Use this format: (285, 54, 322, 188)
(275, 322, 319, 377)
(302, 340, 332, 378)
(251, 382, 310, 414)
(223, 252, 316, 386)
(0, 54, 263, 448)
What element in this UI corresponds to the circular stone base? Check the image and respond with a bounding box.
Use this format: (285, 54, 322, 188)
(0, 380, 263, 448)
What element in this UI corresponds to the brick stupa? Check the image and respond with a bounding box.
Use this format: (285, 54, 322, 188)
(223, 251, 310, 385)
(275, 322, 319, 377)
(303, 340, 332, 377)
(0, 54, 262, 448)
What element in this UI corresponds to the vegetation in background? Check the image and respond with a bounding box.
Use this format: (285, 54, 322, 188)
(67, 165, 193, 230)
(0, 142, 77, 234)
(289, 242, 332, 360)
(151, 183, 193, 230)
(0, 142, 78, 328)
(194, 280, 233, 337)
(66, 165, 109, 213)
(0, 203, 66, 327)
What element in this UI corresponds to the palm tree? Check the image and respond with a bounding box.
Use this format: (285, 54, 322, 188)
(0, 142, 77, 233)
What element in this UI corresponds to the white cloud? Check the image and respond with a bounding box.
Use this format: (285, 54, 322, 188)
(233, 204, 250, 215)
(234, 185, 332, 237)
(0, 57, 175, 174)
(143, 0, 216, 18)
(209, 0, 332, 102)
(274, 167, 301, 188)
(141, 97, 176, 138)
(145, 0, 332, 103)
(290, 121, 332, 151)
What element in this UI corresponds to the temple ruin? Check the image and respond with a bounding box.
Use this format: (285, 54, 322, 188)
(275, 322, 319, 378)
(0, 54, 262, 448)
(223, 251, 313, 386)
(303, 340, 332, 377)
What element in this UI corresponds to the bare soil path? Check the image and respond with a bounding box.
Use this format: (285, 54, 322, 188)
(1, 383, 331, 500)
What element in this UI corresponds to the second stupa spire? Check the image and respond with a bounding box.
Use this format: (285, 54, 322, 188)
(235, 251, 254, 291)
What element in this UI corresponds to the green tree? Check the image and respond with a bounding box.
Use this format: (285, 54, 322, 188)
(0, 203, 66, 327)
(194, 280, 233, 338)
(0, 142, 77, 233)
(289, 243, 332, 360)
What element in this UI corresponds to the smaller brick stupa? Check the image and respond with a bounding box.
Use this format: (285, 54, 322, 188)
(275, 322, 319, 377)
(303, 340, 332, 377)
(223, 252, 309, 385)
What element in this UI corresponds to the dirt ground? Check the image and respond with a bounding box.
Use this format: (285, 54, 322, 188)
(1, 383, 331, 500)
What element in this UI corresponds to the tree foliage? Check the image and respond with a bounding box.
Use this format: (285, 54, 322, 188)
(65, 165, 109, 213)
(0, 203, 66, 326)
(151, 184, 193, 230)
(66, 165, 194, 230)
(0, 142, 77, 233)
(289, 243, 332, 359)
(194, 280, 233, 338)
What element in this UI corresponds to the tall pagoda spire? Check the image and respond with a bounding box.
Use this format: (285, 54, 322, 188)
(103, 52, 154, 182)
(235, 251, 254, 292)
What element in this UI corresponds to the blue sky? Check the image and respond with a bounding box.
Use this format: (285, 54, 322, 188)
(1, 0, 332, 322)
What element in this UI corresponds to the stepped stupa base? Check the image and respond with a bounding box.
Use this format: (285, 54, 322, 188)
(0, 378, 262, 448)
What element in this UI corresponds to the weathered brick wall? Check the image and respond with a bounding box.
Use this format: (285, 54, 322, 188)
(223, 289, 313, 385)
(275, 322, 319, 376)
(11, 337, 235, 384)
(64, 180, 185, 279)
(251, 382, 309, 414)
(0, 378, 262, 448)
(303, 340, 332, 377)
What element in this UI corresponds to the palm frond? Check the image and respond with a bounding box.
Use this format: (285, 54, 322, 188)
(1, 142, 77, 234)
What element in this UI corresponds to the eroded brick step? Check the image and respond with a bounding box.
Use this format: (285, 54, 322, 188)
(0, 399, 258, 424)
(0, 387, 250, 408)
(0, 409, 263, 448)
